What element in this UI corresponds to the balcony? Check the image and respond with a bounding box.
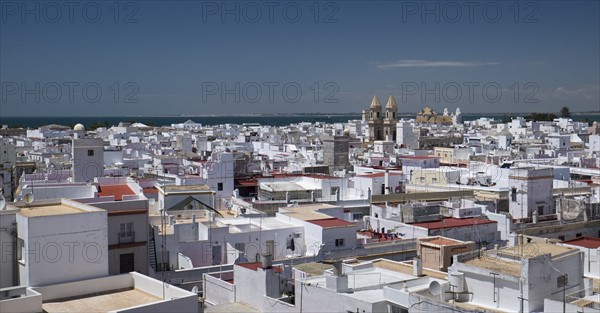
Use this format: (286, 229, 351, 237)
(118, 231, 135, 244)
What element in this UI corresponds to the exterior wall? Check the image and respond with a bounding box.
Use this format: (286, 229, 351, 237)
(72, 138, 104, 183)
(0, 286, 42, 313)
(17, 209, 108, 286)
(427, 223, 498, 246)
(396, 122, 418, 149)
(233, 265, 267, 310)
(524, 253, 584, 312)
(204, 273, 235, 305)
(508, 168, 554, 219)
(298, 282, 385, 313)
(0, 210, 17, 288)
(301, 222, 324, 256)
(453, 264, 521, 312)
(81, 198, 149, 275)
(321, 226, 358, 252)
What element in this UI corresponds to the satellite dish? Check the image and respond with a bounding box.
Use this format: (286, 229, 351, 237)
(0, 194, 6, 210)
(191, 286, 198, 294)
(24, 193, 34, 204)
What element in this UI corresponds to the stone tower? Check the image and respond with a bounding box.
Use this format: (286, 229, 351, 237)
(368, 96, 383, 141)
(384, 94, 397, 141)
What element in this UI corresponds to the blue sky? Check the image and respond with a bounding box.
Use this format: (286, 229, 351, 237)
(1, 0, 598, 116)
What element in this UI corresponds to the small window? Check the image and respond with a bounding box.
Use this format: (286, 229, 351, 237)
(330, 186, 340, 196)
(576, 233, 582, 238)
(335, 238, 345, 247)
(217, 183, 223, 191)
(511, 187, 517, 202)
(17, 238, 25, 263)
(558, 235, 565, 241)
(87, 149, 94, 156)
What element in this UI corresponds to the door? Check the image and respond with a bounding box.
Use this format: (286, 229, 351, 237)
(120, 253, 135, 273)
(212, 245, 222, 265)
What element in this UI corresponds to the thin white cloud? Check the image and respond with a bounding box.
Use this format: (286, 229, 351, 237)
(374, 60, 499, 70)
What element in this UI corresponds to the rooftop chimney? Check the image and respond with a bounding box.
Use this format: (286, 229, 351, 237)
(413, 257, 423, 277)
(261, 253, 272, 269)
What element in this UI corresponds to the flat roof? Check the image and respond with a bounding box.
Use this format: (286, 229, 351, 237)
(280, 203, 340, 221)
(18, 204, 86, 218)
(292, 262, 333, 277)
(372, 259, 448, 280)
(205, 302, 260, 313)
(501, 242, 576, 258)
(98, 185, 135, 201)
(412, 217, 496, 230)
(563, 237, 600, 249)
(308, 218, 355, 228)
(42, 288, 161, 313)
(463, 257, 521, 277)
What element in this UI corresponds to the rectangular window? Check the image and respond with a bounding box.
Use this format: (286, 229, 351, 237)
(87, 149, 94, 156)
(217, 183, 223, 191)
(120, 222, 134, 241)
(352, 213, 364, 221)
(335, 238, 345, 247)
(576, 233, 582, 238)
(330, 186, 340, 196)
(234, 242, 245, 252)
(558, 235, 565, 241)
(511, 187, 517, 202)
(17, 238, 25, 264)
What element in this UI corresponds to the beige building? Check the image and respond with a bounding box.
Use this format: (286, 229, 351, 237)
(417, 236, 476, 272)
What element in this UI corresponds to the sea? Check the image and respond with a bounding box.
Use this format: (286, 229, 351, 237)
(1, 114, 599, 129)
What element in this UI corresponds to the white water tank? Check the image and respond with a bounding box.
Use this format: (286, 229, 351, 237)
(449, 272, 465, 293)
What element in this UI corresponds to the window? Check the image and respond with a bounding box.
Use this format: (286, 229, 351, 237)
(558, 235, 565, 241)
(335, 238, 345, 247)
(511, 187, 517, 202)
(330, 186, 340, 196)
(576, 233, 582, 238)
(120, 222, 134, 243)
(217, 183, 223, 191)
(352, 213, 364, 221)
(234, 242, 245, 252)
(87, 149, 94, 156)
(17, 238, 25, 264)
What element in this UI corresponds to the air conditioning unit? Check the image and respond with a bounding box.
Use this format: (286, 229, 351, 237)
(293, 232, 302, 238)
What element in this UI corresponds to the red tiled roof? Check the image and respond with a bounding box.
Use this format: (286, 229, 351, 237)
(563, 237, 600, 249)
(412, 217, 496, 230)
(98, 185, 135, 201)
(237, 262, 283, 272)
(308, 218, 355, 228)
(143, 187, 158, 194)
(237, 262, 262, 271)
